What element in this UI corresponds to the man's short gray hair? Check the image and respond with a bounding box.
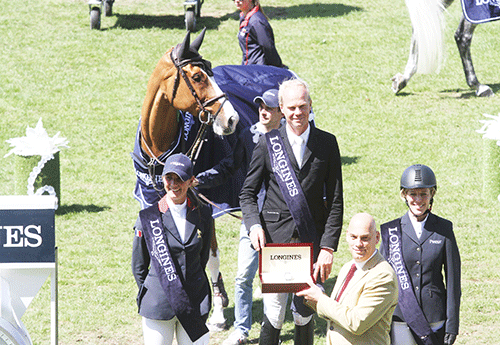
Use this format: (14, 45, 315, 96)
(278, 78, 311, 106)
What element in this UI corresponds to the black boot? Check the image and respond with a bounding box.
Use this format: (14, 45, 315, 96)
(294, 320, 314, 345)
(259, 315, 281, 345)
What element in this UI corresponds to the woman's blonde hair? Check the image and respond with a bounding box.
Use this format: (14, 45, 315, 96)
(252, 0, 268, 18)
(400, 187, 436, 201)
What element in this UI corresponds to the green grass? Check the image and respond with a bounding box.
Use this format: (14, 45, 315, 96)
(1, 0, 499, 344)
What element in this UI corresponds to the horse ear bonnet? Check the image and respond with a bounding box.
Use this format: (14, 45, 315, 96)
(172, 28, 213, 76)
(190, 27, 206, 53)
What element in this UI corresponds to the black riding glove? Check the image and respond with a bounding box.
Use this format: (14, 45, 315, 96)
(444, 333, 457, 345)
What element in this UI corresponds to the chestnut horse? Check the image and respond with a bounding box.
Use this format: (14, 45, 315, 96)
(140, 29, 239, 161)
(391, 0, 497, 97)
(133, 29, 239, 330)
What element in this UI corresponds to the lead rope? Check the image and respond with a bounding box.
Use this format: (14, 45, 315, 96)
(187, 130, 243, 221)
(143, 125, 242, 220)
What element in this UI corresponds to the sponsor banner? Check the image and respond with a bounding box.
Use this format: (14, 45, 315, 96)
(381, 220, 438, 345)
(265, 130, 317, 244)
(0, 197, 56, 263)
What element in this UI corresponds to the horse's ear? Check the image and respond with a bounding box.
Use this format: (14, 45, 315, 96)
(190, 27, 206, 53)
(178, 30, 192, 60)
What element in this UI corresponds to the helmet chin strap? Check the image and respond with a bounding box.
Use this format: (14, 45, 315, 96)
(405, 198, 433, 220)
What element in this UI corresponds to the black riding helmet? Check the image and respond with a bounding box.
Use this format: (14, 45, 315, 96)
(400, 164, 437, 215)
(400, 164, 437, 190)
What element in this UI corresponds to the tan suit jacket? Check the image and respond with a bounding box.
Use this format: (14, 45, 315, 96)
(316, 251, 398, 345)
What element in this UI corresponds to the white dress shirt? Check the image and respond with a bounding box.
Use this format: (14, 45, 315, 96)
(286, 125, 310, 168)
(167, 199, 188, 243)
(409, 214, 428, 239)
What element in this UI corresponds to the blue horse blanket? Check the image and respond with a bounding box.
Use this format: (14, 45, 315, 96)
(132, 64, 296, 216)
(462, 0, 500, 23)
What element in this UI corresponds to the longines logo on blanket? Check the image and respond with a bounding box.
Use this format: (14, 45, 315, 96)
(476, 0, 499, 6)
(136, 169, 163, 186)
(463, 0, 500, 23)
(183, 112, 194, 142)
(269, 135, 299, 197)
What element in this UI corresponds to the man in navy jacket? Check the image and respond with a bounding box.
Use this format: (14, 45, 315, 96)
(240, 79, 343, 345)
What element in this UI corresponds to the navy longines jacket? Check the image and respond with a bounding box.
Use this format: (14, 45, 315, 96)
(238, 9, 283, 67)
(132, 195, 213, 321)
(239, 124, 344, 259)
(380, 212, 461, 335)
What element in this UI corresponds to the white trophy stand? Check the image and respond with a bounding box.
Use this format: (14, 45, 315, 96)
(0, 195, 58, 345)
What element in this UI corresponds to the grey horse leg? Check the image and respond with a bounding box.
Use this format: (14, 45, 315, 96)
(392, 0, 453, 94)
(454, 17, 494, 96)
(392, 33, 418, 94)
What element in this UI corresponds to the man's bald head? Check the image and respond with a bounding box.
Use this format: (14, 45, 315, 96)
(346, 213, 379, 262)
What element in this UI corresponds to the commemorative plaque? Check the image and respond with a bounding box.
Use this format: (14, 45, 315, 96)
(259, 243, 313, 293)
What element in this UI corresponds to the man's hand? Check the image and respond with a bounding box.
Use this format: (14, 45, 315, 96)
(314, 248, 333, 283)
(295, 276, 324, 310)
(249, 226, 266, 251)
(444, 333, 457, 345)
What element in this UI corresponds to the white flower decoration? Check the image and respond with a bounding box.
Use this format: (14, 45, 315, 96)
(477, 113, 500, 146)
(4, 118, 69, 158)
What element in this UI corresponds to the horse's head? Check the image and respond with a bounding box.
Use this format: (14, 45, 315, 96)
(168, 29, 239, 135)
(141, 30, 240, 158)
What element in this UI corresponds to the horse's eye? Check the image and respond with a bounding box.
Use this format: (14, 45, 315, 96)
(192, 73, 203, 83)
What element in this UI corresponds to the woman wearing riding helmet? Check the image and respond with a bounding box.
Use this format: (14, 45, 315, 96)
(380, 164, 461, 345)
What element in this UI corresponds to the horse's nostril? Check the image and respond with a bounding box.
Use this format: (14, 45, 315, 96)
(227, 117, 234, 129)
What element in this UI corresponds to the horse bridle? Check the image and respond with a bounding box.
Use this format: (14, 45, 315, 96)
(138, 53, 241, 220)
(142, 52, 229, 166)
(139, 53, 228, 191)
(170, 51, 228, 127)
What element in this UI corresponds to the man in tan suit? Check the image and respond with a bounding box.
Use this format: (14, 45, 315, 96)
(297, 213, 398, 345)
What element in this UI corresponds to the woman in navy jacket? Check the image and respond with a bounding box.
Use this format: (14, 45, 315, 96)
(380, 164, 461, 345)
(132, 154, 213, 345)
(235, 0, 283, 67)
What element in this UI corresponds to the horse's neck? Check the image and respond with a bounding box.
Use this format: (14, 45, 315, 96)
(142, 90, 180, 159)
(140, 49, 183, 159)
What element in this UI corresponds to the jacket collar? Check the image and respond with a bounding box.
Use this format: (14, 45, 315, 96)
(239, 5, 260, 29)
(333, 251, 385, 300)
(278, 123, 315, 170)
(401, 212, 437, 244)
(159, 195, 198, 244)
(158, 194, 196, 214)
